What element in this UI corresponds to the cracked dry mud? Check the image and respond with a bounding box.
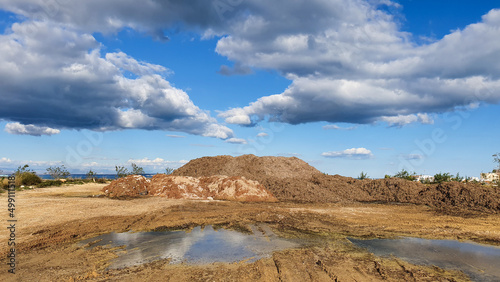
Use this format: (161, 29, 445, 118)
(1, 183, 499, 281)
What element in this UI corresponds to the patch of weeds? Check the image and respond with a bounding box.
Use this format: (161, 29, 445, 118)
(37, 180, 63, 188)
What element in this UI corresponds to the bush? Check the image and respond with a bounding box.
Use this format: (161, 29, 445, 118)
(433, 172, 452, 184)
(14, 164, 42, 187)
(1, 178, 9, 189)
(394, 169, 417, 181)
(358, 171, 369, 180)
(15, 172, 42, 187)
(37, 180, 63, 188)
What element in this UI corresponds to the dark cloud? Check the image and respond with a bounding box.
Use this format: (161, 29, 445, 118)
(1, 0, 500, 129)
(0, 21, 233, 138)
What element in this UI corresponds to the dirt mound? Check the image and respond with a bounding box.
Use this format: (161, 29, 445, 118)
(172, 154, 344, 203)
(102, 175, 150, 198)
(418, 182, 500, 213)
(102, 174, 277, 202)
(172, 154, 321, 180)
(173, 155, 500, 213)
(149, 175, 277, 202)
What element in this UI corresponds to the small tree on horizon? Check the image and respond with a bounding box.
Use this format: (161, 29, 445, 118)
(434, 172, 452, 184)
(394, 169, 416, 181)
(46, 165, 70, 180)
(131, 163, 145, 175)
(115, 166, 129, 178)
(358, 171, 369, 180)
(493, 153, 500, 173)
(165, 167, 174, 175)
(86, 169, 97, 180)
(451, 172, 464, 182)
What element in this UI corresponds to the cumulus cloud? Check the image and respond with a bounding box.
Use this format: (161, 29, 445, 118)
(225, 138, 247, 144)
(322, 148, 374, 159)
(256, 132, 268, 137)
(5, 122, 60, 136)
(0, 21, 233, 139)
(2, 0, 500, 130)
(213, 4, 500, 126)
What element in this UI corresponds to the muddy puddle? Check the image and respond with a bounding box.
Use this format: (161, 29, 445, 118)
(79, 225, 300, 269)
(349, 237, 500, 282)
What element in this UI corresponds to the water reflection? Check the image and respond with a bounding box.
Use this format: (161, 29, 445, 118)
(80, 225, 298, 269)
(349, 237, 500, 282)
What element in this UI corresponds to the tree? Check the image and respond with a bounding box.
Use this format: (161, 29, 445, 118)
(115, 166, 129, 178)
(433, 172, 451, 184)
(46, 165, 70, 180)
(384, 174, 391, 179)
(358, 171, 369, 180)
(165, 167, 174, 175)
(451, 172, 464, 182)
(494, 153, 500, 173)
(394, 169, 416, 181)
(130, 163, 145, 175)
(86, 169, 97, 180)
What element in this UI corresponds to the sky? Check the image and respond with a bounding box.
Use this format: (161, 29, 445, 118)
(0, 0, 499, 178)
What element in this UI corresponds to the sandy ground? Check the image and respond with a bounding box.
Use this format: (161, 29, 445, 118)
(1, 183, 499, 281)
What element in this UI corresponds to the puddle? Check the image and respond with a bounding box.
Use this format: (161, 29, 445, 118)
(349, 237, 500, 282)
(79, 225, 299, 269)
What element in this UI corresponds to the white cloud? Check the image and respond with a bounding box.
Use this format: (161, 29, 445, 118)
(0, 21, 233, 139)
(256, 132, 268, 137)
(126, 158, 187, 171)
(403, 154, 424, 160)
(225, 138, 248, 144)
(214, 5, 500, 126)
(323, 125, 357, 130)
(379, 113, 434, 127)
(166, 135, 186, 138)
(5, 122, 60, 136)
(2, 1, 500, 130)
(0, 158, 13, 164)
(322, 148, 374, 159)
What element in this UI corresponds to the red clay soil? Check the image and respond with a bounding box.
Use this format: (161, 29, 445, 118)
(149, 174, 277, 202)
(173, 155, 500, 213)
(102, 175, 150, 198)
(102, 174, 277, 202)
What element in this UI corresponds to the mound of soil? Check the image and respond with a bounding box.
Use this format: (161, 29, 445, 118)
(102, 175, 150, 198)
(149, 175, 277, 202)
(102, 174, 277, 202)
(173, 155, 500, 213)
(172, 155, 321, 180)
(418, 182, 500, 213)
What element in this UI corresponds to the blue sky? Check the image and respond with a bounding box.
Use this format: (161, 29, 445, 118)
(0, 0, 499, 178)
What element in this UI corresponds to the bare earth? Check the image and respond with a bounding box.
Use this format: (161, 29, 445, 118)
(1, 183, 499, 281)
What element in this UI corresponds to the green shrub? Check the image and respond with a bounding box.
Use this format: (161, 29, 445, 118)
(394, 169, 417, 181)
(1, 178, 9, 189)
(15, 172, 42, 187)
(37, 180, 63, 188)
(433, 172, 452, 183)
